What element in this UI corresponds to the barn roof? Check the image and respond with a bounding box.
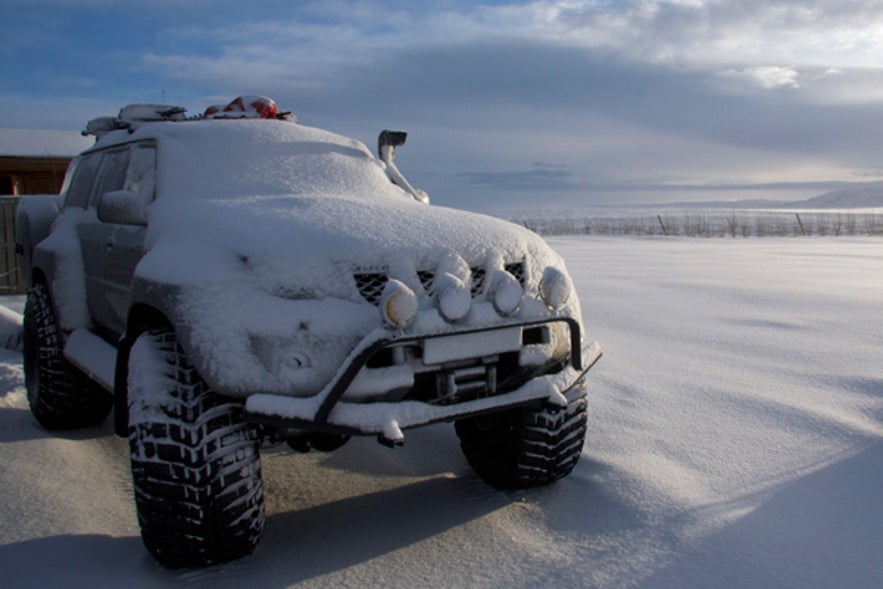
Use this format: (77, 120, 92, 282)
(0, 129, 92, 158)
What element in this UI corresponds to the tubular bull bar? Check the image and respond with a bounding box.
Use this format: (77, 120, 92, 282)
(243, 319, 602, 446)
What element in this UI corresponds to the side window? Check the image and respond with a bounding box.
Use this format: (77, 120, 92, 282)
(58, 158, 79, 199)
(125, 144, 157, 202)
(64, 153, 102, 209)
(89, 148, 130, 208)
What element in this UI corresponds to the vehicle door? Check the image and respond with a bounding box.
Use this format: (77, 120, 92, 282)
(78, 142, 156, 338)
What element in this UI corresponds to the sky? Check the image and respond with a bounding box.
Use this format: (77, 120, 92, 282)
(4, 0, 883, 210)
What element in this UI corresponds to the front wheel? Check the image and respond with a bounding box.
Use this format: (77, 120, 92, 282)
(455, 380, 588, 490)
(127, 327, 265, 568)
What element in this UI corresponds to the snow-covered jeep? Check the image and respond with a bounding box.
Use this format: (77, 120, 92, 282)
(17, 96, 601, 569)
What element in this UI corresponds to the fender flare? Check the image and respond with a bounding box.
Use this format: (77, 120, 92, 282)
(113, 305, 171, 437)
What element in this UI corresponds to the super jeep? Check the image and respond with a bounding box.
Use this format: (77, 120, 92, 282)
(16, 96, 602, 569)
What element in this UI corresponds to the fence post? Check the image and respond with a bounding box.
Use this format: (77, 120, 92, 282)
(0, 196, 25, 294)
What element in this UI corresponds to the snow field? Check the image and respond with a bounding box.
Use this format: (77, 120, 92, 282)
(556, 236, 883, 587)
(0, 299, 23, 351)
(1, 236, 881, 588)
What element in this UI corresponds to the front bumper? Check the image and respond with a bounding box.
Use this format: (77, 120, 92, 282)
(244, 336, 602, 445)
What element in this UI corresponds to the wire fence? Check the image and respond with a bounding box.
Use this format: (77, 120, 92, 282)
(514, 210, 883, 238)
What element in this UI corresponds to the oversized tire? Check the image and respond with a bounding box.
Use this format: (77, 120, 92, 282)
(22, 282, 113, 430)
(127, 327, 265, 569)
(455, 380, 588, 490)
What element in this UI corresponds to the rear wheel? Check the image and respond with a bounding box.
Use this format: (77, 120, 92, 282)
(22, 282, 112, 430)
(127, 327, 265, 569)
(455, 380, 588, 489)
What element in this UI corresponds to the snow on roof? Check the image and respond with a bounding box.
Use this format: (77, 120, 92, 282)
(0, 129, 93, 158)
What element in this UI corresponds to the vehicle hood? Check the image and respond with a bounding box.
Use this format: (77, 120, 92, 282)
(136, 192, 565, 302)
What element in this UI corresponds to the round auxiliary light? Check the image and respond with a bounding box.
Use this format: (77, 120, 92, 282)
(437, 273, 472, 322)
(490, 269, 524, 316)
(380, 279, 419, 328)
(540, 266, 572, 310)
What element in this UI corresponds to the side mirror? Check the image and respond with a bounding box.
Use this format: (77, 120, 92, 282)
(97, 190, 148, 226)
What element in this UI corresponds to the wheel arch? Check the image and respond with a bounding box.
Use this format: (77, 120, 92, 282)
(29, 268, 48, 289)
(113, 303, 172, 437)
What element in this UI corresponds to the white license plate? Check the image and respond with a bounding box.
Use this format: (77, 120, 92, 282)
(422, 327, 522, 365)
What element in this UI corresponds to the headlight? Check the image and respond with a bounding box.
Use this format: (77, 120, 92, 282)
(539, 266, 572, 310)
(437, 273, 471, 322)
(489, 269, 523, 316)
(380, 279, 418, 327)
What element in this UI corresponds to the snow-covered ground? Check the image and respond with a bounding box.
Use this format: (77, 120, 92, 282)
(1, 236, 881, 588)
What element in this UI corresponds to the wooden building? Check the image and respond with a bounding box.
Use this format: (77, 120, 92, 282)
(0, 129, 92, 195)
(0, 155, 71, 195)
(0, 129, 93, 292)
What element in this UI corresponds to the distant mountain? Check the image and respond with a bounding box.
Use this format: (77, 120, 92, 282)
(784, 183, 883, 209)
(649, 183, 883, 210)
(650, 198, 790, 209)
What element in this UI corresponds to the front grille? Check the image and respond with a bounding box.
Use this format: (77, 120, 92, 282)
(355, 260, 525, 306)
(470, 268, 486, 296)
(354, 272, 388, 305)
(505, 262, 525, 285)
(417, 271, 436, 297)
(417, 267, 486, 297)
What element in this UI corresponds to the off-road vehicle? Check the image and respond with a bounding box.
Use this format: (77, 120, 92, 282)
(17, 96, 602, 568)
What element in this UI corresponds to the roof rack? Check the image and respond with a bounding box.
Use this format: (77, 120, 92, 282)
(82, 96, 297, 139)
(83, 103, 188, 138)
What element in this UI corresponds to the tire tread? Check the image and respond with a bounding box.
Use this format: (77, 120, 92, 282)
(128, 328, 265, 569)
(455, 382, 588, 489)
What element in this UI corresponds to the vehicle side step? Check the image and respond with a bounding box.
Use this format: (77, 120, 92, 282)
(63, 328, 116, 392)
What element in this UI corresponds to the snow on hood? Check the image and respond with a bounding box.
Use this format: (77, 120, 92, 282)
(132, 119, 564, 300)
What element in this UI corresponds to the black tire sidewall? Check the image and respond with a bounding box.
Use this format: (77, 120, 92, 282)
(127, 327, 265, 569)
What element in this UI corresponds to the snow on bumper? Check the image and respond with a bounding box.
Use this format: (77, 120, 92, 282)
(244, 340, 602, 444)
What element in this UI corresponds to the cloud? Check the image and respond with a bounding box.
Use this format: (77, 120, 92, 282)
(139, 2, 883, 112)
(716, 66, 801, 90)
(525, 0, 883, 68)
(457, 163, 580, 192)
(142, 1, 883, 80)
